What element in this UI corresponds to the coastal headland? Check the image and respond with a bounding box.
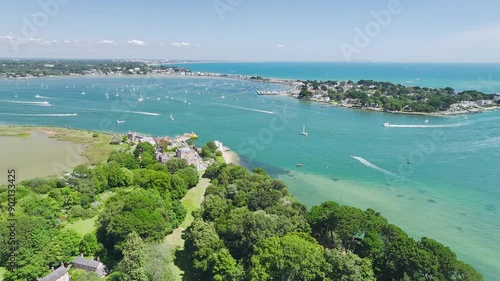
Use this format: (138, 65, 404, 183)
(2, 59, 499, 117)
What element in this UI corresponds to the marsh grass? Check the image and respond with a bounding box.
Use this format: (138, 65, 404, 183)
(0, 126, 125, 165)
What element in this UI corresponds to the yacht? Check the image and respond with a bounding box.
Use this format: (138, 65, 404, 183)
(116, 120, 125, 124)
(170, 113, 174, 121)
(383, 122, 390, 127)
(35, 94, 41, 98)
(300, 125, 308, 136)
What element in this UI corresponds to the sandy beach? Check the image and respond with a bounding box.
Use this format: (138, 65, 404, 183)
(222, 150, 240, 164)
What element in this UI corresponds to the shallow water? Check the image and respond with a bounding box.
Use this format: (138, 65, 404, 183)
(0, 133, 87, 181)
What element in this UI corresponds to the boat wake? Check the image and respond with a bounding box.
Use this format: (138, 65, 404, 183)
(35, 95, 51, 99)
(212, 102, 275, 115)
(0, 113, 77, 117)
(1, 100, 52, 106)
(111, 110, 161, 116)
(351, 156, 396, 176)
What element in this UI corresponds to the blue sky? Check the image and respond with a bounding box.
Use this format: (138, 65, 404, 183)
(1, 0, 500, 62)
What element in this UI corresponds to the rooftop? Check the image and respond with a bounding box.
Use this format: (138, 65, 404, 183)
(38, 264, 68, 281)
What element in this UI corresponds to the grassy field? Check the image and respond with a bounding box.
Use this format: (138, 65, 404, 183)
(163, 177, 211, 280)
(64, 216, 98, 236)
(0, 126, 128, 165)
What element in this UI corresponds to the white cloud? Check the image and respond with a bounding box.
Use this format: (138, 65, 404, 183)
(276, 44, 285, 49)
(63, 40, 71, 44)
(99, 40, 115, 45)
(0, 36, 44, 46)
(39, 40, 58, 45)
(127, 39, 145, 46)
(171, 42, 191, 47)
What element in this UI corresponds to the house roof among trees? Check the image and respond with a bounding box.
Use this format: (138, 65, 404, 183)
(38, 264, 68, 281)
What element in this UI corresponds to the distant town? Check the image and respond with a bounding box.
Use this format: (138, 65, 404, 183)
(1, 59, 499, 115)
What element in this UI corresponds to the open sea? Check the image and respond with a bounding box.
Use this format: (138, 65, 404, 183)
(1, 62, 499, 279)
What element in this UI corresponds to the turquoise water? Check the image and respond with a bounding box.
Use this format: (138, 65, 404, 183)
(0, 68, 499, 279)
(172, 62, 500, 93)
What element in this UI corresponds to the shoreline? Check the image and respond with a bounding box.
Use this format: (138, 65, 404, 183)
(2, 71, 498, 116)
(222, 150, 241, 165)
(316, 102, 500, 117)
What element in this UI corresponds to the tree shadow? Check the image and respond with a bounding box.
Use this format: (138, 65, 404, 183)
(174, 245, 194, 281)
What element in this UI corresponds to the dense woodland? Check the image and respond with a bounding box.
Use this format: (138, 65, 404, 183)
(0, 141, 483, 281)
(298, 79, 499, 112)
(185, 164, 482, 281)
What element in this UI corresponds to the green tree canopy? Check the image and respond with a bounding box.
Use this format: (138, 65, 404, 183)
(250, 233, 329, 281)
(117, 232, 148, 281)
(96, 188, 177, 256)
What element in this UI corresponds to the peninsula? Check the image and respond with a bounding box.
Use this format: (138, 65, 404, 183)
(1, 59, 499, 115)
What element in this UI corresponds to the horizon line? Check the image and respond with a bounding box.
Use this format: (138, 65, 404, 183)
(2, 57, 500, 64)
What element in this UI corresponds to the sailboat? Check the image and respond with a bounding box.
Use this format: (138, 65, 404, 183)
(105, 92, 109, 99)
(170, 113, 174, 121)
(138, 93, 144, 102)
(424, 116, 429, 123)
(300, 125, 308, 136)
(81, 89, 86, 95)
